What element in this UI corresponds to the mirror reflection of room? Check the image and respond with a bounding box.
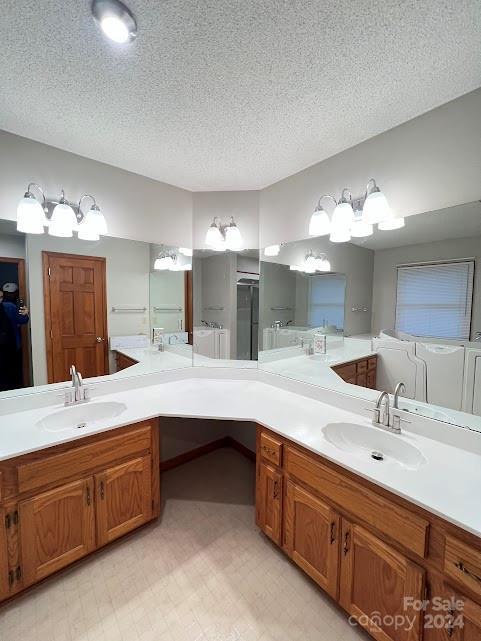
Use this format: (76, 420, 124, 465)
(260, 200, 481, 419)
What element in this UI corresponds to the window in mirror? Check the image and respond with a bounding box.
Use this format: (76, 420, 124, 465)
(395, 261, 474, 340)
(308, 274, 346, 332)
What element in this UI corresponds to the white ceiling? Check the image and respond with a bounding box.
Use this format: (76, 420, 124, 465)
(350, 201, 481, 251)
(1, 1, 481, 191)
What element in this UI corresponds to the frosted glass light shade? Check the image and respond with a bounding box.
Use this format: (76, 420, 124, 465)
(309, 207, 330, 236)
(77, 206, 106, 241)
(100, 16, 130, 42)
(264, 245, 280, 257)
(363, 190, 391, 224)
(154, 255, 175, 270)
(350, 218, 374, 238)
(329, 202, 353, 243)
(49, 202, 77, 237)
(205, 223, 224, 249)
(225, 224, 243, 250)
(16, 195, 46, 234)
(378, 217, 405, 231)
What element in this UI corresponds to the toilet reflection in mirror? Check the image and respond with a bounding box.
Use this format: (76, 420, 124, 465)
(260, 200, 481, 426)
(0, 227, 193, 395)
(192, 249, 259, 366)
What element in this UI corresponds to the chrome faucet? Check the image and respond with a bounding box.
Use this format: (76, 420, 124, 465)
(65, 365, 89, 406)
(373, 391, 390, 428)
(393, 382, 406, 409)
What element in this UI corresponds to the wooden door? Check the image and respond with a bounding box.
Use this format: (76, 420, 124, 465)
(339, 520, 425, 641)
(19, 478, 95, 586)
(284, 480, 340, 598)
(0, 508, 9, 600)
(257, 461, 282, 545)
(43, 252, 108, 383)
(95, 456, 152, 547)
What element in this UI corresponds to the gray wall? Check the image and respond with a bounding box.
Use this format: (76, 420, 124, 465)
(0, 130, 193, 247)
(259, 88, 481, 247)
(372, 235, 481, 339)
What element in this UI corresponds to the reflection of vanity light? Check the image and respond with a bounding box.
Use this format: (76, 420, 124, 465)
(264, 245, 280, 257)
(289, 265, 302, 271)
(225, 220, 243, 250)
(154, 255, 175, 270)
(179, 247, 193, 256)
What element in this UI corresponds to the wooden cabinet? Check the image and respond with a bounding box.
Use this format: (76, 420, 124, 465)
(257, 462, 282, 545)
(332, 355, 377, 389)
(0, 420, 160, 603)
(96, 456, 152, 546)
(0, 508, 9, 600)
(256, 426, 481, 641)
(19, 478, 95, 587)
(285, 480, 340, 598)
(115, 351, 139, 372)
(339, 520, 424, 641)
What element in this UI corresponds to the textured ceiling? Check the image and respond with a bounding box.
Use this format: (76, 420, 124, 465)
(1, 1, 481, 191)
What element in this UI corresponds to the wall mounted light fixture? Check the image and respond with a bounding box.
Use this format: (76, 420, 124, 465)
(205, 216, 243, 251)
(154, 250, 191, 271)
(290, 251, 331, 274)
(309, 178, 404, 242)
(16, 184, 107, 240)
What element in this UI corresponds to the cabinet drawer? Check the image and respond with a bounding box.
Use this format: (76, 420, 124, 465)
(259, 433, 283, 467)
(444, 535, 481, 597)
(368, 356, 377, 371)
(334, 363, 357, 381)
(17, 423, 152, 495)
(285, 446, 429, 558)
(357, 360, 367, 374)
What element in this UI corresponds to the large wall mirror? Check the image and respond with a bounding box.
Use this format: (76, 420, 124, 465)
(192, 250, 259, 366)
(0, 225, 193, 396)
(259, 200, 481, 431)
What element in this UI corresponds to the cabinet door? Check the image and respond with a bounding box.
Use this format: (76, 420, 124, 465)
(257, 461, 282, 545)
(284, 480, 340, 599)
(19, 478, 95, 587)
(96, 456, 152, 547)
(0, 508, 9, 600)
(339, 520, 425, 641)
(448, 592, 481, 641)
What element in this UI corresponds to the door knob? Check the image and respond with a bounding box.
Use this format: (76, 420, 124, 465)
(96, 337, 104, 343)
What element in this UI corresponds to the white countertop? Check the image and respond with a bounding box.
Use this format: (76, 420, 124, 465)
(1, 367, 481, 539)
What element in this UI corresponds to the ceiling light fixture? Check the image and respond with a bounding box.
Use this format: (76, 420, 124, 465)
(205, 216, 243, 252)
(92, 0, 137, 44)
(16, 184, 106, 241)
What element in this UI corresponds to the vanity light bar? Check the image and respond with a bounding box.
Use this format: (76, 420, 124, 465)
(16, 184, 107, 240)
(308, 179, 405, 242)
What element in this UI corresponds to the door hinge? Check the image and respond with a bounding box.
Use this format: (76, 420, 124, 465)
(50, 330, 53, 339)
(48, 267, 51, 277)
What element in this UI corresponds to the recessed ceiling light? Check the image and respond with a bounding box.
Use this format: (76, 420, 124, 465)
(92, 0, 137, 44)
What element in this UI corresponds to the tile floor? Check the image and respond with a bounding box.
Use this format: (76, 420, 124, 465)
(0, 448, 369, 641)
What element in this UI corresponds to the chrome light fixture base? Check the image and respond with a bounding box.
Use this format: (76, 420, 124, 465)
(92, 0, 137, 43)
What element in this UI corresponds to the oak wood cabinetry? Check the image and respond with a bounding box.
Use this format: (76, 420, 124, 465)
(256, 425, 481, 641)
(115, 351, 139, 372)
(332, 355, 377, 389)
(0, 420, 160, 602)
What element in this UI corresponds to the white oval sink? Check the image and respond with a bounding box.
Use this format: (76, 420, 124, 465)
(37, 401, 127, 432)
(322, 422, 426, 470)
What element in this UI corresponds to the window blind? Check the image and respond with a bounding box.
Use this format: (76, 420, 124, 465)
(308, 274, 346, 329)
(395, 261, 474, 340)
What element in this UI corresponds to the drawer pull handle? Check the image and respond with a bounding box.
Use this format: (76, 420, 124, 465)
(273, 480, 280, 499)
(343, 530, 350, 556)
(455, 561, 481, 584)
(330, 521, 336, 544)
(100, 481, 105, 500)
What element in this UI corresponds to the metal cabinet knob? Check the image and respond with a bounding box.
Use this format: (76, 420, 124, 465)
(96, 337, 104, 343)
